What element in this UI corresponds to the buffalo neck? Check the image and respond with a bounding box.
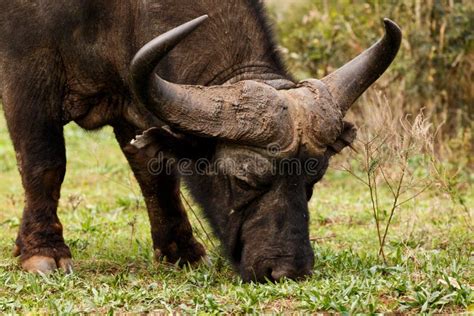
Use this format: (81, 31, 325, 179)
(135, 0, 290, 86)
(206, 62, 291, 86)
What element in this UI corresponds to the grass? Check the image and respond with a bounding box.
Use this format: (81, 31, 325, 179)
(1, 1, 472, 313)
(0, 110, 472, 313)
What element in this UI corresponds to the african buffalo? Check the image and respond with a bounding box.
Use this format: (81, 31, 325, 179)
(0, 1, 401, 282)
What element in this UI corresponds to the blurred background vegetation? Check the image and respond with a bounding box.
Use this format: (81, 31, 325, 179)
(267, 0, 472, 169)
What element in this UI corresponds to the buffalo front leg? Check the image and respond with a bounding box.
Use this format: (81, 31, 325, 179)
(2, 54, 72, 273)
(114, 123, 206, 265)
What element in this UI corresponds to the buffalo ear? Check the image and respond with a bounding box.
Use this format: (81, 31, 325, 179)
(327, 121, 357, 155)
(125, 126, 189, 158)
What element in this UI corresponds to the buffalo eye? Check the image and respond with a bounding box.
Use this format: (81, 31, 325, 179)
(233, 173, 268, 191)
(233, 173, 272, 191)
(234, 175, 255, 191)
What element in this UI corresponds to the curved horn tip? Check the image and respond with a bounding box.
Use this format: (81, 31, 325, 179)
(383, 18, 402, 46)
(175, 15, 209, 37)
(190, 15, 209, 26)
(320, 17, 402, 114)
(130, 14, 209, 104)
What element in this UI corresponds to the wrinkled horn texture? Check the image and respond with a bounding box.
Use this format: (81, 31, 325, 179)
(149, 77, 295, 148)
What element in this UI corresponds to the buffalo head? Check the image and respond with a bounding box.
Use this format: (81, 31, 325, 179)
(129, 16, 401, 282)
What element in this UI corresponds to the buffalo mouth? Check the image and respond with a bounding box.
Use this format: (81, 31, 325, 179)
(238, 253, 314, 283)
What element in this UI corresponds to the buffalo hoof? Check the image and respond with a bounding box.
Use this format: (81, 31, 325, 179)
(12, 244, 20, 257)
(21, 255, 73, 274)
(154, 238, 207, 266)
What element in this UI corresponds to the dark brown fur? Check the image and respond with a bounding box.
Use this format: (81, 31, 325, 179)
(0, 1, 291, 271)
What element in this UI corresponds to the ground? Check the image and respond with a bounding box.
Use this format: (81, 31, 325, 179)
(0, 112, 472, 314)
